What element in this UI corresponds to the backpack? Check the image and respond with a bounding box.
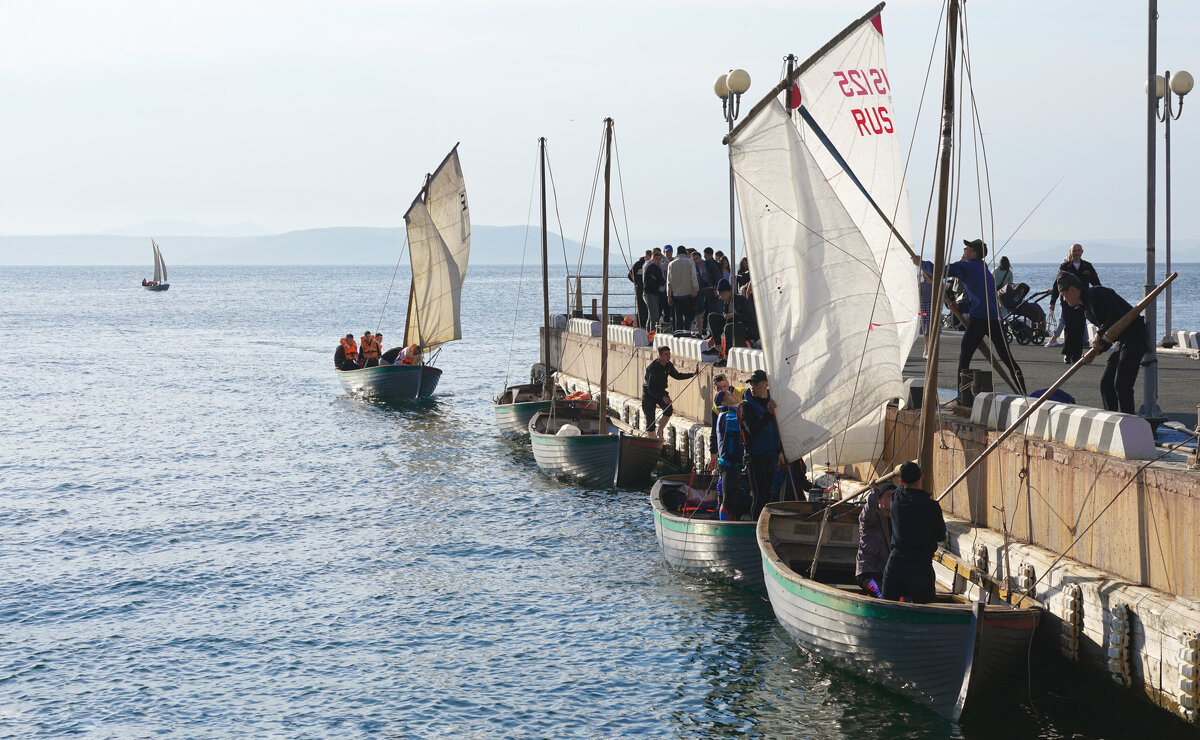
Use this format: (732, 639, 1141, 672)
(716, 409, 744, 467)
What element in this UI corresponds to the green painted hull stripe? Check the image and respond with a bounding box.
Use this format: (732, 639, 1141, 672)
(763, 555, 972, 625)
(495, 402, 551, 417)
(653, 509, 757, 537)
(531, 434, 618, 448)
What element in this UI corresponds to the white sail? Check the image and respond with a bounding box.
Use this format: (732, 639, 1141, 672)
(156, 242, 168, 283)
(730, 100, 905, 463)
(404, 147, 470, 349)
(151, 240, 164, 283)
(793, 6, 918, 361)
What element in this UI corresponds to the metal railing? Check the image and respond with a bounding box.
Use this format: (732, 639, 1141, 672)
(565, 273, 636, 322)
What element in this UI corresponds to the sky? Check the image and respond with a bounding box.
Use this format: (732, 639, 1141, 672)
(1, 0, 1197, 247)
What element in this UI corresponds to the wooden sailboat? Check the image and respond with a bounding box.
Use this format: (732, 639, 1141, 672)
(336, 145, 469, 402)
(528, 119, 663, 487)
(494, 138, 562, 433)
(649, 473, 764, 590)
(727, 3, 1040, 720)
(142, 239, 170, 291)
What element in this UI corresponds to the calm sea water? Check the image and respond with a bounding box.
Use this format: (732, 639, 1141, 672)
(1, 264, 1193, 739)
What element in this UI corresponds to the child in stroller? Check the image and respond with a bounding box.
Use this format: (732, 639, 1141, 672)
(998, 282, 1049, 345)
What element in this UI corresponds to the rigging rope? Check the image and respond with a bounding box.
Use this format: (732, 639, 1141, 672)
(501, 140, 542, 392)
(376, 233, 410, 335)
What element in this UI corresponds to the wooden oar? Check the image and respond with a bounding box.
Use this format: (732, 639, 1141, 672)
(935, 272, 1178, 503)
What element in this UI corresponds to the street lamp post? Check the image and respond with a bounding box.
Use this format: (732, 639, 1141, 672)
(1149, 69, 1193, 346)
(714, 69, 751, 276)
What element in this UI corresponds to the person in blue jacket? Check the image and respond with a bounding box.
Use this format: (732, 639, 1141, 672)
(713, 390, 747, 520)
(737, 369, 783, 519)
(914, 239, 1027, 395)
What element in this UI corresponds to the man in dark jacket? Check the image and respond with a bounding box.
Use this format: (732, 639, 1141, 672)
(630, 249, 650, 329)
(856, 481, 896, 597)
(737, 369, 783, 519)
(706, 279, 755, 356)
(915, 239, 1027, 395)
(1049, 243, 1101, 364)
(1058, 273, 1147, 414)
(642, 346, 695, 439)
(882, 462, 946, 604)
(642, 251, 667, 330)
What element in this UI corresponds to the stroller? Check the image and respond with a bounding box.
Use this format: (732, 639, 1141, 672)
(998, 282, 1049, 345)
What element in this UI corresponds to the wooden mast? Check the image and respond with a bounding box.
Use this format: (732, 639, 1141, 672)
(918, 0, 961, 478)
(599, 118, 613, 428)
(539, 137, 552, 396)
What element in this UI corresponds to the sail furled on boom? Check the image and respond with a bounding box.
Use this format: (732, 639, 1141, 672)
(403, 146, 471, 349)
(730, 100, 904, 462)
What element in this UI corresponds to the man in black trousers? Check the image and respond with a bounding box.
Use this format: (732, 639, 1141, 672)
(882, 462, 946, 604)
(1049, 243, 1101, 364)
(1058, 273, 1147, 415)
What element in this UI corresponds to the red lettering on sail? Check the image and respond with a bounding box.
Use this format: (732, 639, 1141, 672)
(870, 69, 887, 95)
(851, 107, 894, 136)
(834, 71, 853, 97)
(848, 69, 870, 96)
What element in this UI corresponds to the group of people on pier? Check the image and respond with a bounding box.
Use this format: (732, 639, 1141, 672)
(630, 245, 757, 360)
(333, 331, 420, 371)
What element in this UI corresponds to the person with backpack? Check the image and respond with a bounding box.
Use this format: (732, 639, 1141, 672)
(737, 369, 783, 519)
(713, 390, 748, 520)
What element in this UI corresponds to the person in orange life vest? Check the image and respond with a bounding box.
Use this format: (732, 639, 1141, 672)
(361, 331, 381, 367)
(337, 333, 360, 371)
(399, 343, 421, 365)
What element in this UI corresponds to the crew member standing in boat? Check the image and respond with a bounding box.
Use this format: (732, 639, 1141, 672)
(737, 369, 783, 519)
(914, 239, 1027, 395)
(708, 374, 744, 471)
(882, 462, 946, 604)
(1057, 273, 1147, 414)
(856, 482, 896, 598)
(713, 390, 747, 521)
(642, 346, 696, 440)
(360, 331, 381, 368)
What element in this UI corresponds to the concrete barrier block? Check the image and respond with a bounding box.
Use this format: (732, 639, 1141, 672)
(726, 347, 766, 373)
(551, 314, 568, 330)
(970, 392, 1156, 460)
(606, 324, 649, 347)
(662, 335, 706, 361)
(568, 318, 601, 337)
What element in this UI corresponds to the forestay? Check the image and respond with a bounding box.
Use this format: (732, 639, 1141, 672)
(729, 100, 904, 462)
(404, 147, 471, 349)
(794, 5, 918, 362)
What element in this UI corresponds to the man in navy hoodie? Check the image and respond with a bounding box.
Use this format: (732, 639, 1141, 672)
(915, 239, 1026, 395)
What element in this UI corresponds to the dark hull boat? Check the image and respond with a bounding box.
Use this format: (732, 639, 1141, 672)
(493, 383, 558, 435)
(650, 473, 762, 590)
(143, 239, 170, 291)
(336, 363, 441, 402)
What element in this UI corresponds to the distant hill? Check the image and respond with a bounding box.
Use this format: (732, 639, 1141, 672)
(100, 219, 275, 237)
(0, 226, 590, 266)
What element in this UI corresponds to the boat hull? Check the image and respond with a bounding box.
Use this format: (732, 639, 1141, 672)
(759, 502, 1040, 720)
(336, 364, 440, 402)
(650, 474, 762, 589)
(493, 384, 554, 435)
(143, 284, 170, 291)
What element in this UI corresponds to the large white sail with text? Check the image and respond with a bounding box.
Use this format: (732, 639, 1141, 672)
(730, 100, 904, 463)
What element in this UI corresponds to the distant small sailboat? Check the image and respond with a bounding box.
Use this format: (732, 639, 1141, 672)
(142, 240, 170, 291)
(336, 145, 469, 402)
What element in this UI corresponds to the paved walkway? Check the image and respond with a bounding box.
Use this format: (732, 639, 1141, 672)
(904, 332, 1199, 428)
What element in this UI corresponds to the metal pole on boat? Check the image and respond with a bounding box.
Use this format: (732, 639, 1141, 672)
(600, 119, 613, 425)
(540, 137, 552, 395)
(918, 0, 960, 479)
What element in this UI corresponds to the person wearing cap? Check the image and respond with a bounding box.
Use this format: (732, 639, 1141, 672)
(913, 238, 1027, 396)
(856, 481, 896, 598)
(882, 462, 945, 604)
(642, 346, 696, 439)
(706, 278, 755, 358)
(737, 369, 783, 519)
(1058, 273, 1147, 414)
(1049, 243, 1101, 364)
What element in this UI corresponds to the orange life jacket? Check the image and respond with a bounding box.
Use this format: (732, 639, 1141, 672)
(361, 336, 379, 359)
(340, 337, 358, 361)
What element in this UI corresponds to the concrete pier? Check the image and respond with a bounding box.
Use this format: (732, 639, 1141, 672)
(542, 325, 1200, 725)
